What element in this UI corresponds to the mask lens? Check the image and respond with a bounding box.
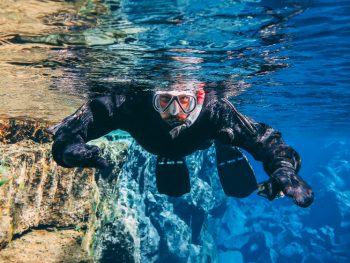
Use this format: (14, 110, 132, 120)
(177, 95, 196, 113)
(159, 94, 172, 108)
(153, 94, 173, 112)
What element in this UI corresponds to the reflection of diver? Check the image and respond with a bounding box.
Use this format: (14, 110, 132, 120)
(50, 87, 314, 207)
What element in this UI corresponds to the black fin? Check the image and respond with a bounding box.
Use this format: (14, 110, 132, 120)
(156, 157, 191, 197)
(215, 141, 258, 198)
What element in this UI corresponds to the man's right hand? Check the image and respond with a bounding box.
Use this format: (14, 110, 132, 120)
(62, 143, 108, 169)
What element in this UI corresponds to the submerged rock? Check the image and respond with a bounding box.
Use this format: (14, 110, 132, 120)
(0, 138, 98, 248)
(0, 229, 91, 263)
(0, 117, 52, 144)
(1, 117, 226, 262)
(212, 140, 350, 263)
(87, 140, 224, 263)
(0, 118, 127, 262)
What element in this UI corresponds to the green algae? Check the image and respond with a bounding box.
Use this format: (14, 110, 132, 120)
(0, 178, 11, 187)
(0, 165, 8, 176)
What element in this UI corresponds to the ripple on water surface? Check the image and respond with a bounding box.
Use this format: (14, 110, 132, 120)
(0, 0, 349, 135)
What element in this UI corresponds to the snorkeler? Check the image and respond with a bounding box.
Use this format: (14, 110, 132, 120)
(50, 87, 314, 208)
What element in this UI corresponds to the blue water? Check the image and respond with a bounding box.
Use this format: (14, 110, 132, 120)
(3, 0, 350, 262)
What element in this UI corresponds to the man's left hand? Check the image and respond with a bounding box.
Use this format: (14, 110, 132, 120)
(259, 167, 314, 208)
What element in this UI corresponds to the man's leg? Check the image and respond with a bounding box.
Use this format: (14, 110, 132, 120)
(156, 156, 191, 197)
(215, 140, 258, 197)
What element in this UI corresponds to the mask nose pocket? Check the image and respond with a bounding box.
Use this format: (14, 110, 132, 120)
(168, 101, 180, 116)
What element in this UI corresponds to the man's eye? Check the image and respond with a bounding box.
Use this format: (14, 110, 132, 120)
(179, 96, 190, 103)
(160, 95, 172, 103)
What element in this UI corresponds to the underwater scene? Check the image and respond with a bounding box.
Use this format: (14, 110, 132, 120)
(0, 0, 349, 262)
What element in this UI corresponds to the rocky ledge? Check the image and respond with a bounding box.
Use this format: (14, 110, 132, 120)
(0, 117, 224, 263)
(0, 229, 92, 263)
(0, 118, 129, 262)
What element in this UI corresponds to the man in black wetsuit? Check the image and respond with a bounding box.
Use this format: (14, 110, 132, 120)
(50, 88, 314, 208)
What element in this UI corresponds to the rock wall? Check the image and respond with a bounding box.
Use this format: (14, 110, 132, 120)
(0, 118, 129, 262)
(0, 140, 94, 247)
(0, 229, 92, 263)
(0, 118, 225, 263)
(0, 118, 96, 249)
(87, 139, 226, 263)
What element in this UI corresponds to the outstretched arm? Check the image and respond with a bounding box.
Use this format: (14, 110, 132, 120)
(50, 95, 127, 168)
(215, 99, 314, 208)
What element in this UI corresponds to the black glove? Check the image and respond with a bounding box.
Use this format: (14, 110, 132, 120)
(61, 143, 108, 169)
(261, 167, 314, 208)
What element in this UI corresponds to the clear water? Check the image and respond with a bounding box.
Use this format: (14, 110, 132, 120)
(1, 0, 349, 262)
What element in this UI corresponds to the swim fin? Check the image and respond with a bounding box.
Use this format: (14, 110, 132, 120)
(156, 157, 191, 197)
(215, 141, 258, 198)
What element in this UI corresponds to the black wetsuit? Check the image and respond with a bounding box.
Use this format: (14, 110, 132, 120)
(51, 92, 314, 207)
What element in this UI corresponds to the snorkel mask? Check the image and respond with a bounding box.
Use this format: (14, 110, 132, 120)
(153, 89, 205, 138)
(153, 91, 197, 116)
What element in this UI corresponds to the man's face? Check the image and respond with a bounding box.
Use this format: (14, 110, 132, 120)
(153, 91, 197, 125)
